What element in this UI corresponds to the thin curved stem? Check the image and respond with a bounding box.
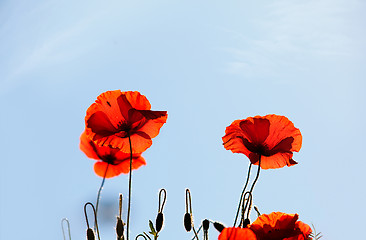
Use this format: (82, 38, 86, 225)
(192, 226, 199, 240)
(95, 163, 109, 217)
(233, 163, 252, 226)
(249, 155, 261, 194)
(127, 133, 133, 240)
(61, 218, 71, 240)
(191, 225, 202, 240)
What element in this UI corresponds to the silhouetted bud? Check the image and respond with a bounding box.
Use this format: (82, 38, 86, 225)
(184, 213, 192, 232)
(116, 217, 124, 238)
(213, 222, 225, 232)
(155, 212, 164, 232)
(243, 218, 250, 228)
(87, 228, 95, 240)
(202, 219, 210, 232)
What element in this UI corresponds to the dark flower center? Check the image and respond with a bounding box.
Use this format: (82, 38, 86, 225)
(116, 121, 133, 138)
(103, 155, 117, 165)
(239, 137, 271, 156)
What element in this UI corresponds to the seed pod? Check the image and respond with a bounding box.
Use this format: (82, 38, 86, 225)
(243, 218, 250, 228)
(202, 219, 210, 232)
(116, 217, 124, 238)
(184, 213, 192, 232)
(155, 212, 164, 233)
(87, 228, 95, 240)
(213, 222, 225, 232)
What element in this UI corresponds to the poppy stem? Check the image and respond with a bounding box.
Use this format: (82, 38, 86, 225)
(242, 155, 261, 222)
(249, 155, 261, 194)
(192, 226, 199, 240)
(233, 163, 252, 227)
(127, 133, 133, 240)
(95, 163, 109, 228)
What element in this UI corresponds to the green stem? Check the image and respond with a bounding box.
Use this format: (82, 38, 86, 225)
(192, 226, 199, 240)
(233, 163, 252, 226)
(127, 133, 133, 240)
(249, 155, 261, 194)
(95, 163, 109, 228)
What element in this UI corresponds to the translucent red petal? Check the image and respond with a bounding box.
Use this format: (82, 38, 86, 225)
(219, 227, 257, 240)
(223, 114, 302, 169)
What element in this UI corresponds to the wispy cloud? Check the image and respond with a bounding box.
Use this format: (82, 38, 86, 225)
(0, 1, 106, 94)
(224, 0, 362, 78)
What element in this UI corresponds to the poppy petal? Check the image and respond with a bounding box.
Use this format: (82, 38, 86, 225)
(137, 113, 168, 139)
(267, 137, 294, 155)
(123, 91, 151, 110)
(223, 115, 302, 169)
(223, 120, 252, 156)
(117, 94, 134, 120)
(87, 111, 119, 138)
(239, 117, 270, 144)
(287, 221, 312, 240)
(264, 115, 302, 152)
(87, 90, 126, 126)
(95, 134, 152, 154)
(93, 156, 146, 178)
(250, 212, 312, 240)
(218, 227, 257, 240)
(252, 153, 295, 169)
(80, 131, 100, 160)
(85, 90, 167, 153)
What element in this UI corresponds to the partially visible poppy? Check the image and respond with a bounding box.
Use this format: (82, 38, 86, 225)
(80, 131, 146, 178)
(249, 212, 312, 240)
(85, 90, 168, 153)
(222, 114, 302, 169)
(218, 227, 257, 240)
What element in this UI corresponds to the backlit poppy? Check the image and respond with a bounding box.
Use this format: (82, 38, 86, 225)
(218, 227, 257, 240)
(85, 90, 168, 153)
(222, 114, 302, 169)
(249, 212, 312, 240)
(80, 131, 146, 178)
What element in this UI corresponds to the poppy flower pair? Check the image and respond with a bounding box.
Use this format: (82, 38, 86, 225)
(80, 90, 168, 178)
(222, 114, 302, 169)
(219, 212, 312, 240)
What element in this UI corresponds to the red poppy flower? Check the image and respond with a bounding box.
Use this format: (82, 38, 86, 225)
(85, 90, 168, 153)
(80, 131, 146, 178)
(218, 227, 257, 240)
(249, 212, 312, 240)
(222, 114, 302, 169)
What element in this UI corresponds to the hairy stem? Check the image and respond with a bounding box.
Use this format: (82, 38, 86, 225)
(127, 133, 133, 240)
(233, 163, 252, 226)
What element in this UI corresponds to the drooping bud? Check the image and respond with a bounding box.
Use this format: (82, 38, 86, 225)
(202, 219, 210, 232)
(243, 218, 250, 228)
(184, 213, 192, 232)
(87, 228, 95, 240)
(116, 217, 124, 238)
(213, 222, 225, 232)
(155, 212, 164, 233)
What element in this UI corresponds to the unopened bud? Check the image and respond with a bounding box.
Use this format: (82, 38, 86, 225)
(213, 222, 225, 232)
(87, 228, 95, 240)
(155, 212, 164, 233)
(184, 213, 192, 232)
(202, 219, 210, 232)
(116, 217, 124, 238)
(243, 218, 250, 228)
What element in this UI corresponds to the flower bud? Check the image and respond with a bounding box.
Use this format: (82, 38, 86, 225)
(203, 219, 210, 232)
(116, 217, 124, 238)
(213, 222, 225, 232)
(184, 213, 192, 232)
(243, 218, 250, 228)
(155, 212, 164, 233)
(87, 228, 95, 240)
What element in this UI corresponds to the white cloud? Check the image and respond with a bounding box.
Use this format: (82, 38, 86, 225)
(224, 0, 363, 77)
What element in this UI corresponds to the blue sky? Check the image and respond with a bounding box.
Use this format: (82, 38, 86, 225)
(1, 0, 365, 239)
